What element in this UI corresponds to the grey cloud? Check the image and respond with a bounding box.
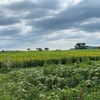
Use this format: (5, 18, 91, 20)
(0, 6, 20, 26)
(0, 27, 21, 36)
(1, 0, 60, 26)
(6, 1, 37, 11)
(6, 0, 60, 11)
(0, 17, 20, 26)
(38, 0, 60, 10)
(23, 9, 49, 19)
(79, 21, 100, 32)
(28, 0, 100, 33)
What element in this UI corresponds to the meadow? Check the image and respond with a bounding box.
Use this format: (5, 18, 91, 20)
(0, 49, 100, 100)
(1, 49, 100, 68)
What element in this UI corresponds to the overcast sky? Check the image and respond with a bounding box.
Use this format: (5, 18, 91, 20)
(0, 0, 100, 50)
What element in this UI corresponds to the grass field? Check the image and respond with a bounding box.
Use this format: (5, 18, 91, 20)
(0, 50, 100, 100)
(0, 49, 100, 68)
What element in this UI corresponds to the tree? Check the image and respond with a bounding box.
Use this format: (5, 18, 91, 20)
(2, 50, 4, 52)
(74, 43, 86, 49)
(27, 48, 31, 51)
(36, 48, 43, 51)
(44, 47, 49, 51)
(97, 46, 100, 49)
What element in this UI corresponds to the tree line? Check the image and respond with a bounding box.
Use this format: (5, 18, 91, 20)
(27, 47, 49, 51)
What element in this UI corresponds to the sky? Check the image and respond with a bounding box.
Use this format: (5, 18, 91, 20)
(0, 0, 100, 50)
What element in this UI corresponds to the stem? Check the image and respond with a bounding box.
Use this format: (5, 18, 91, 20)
(79, 84, 86, 100)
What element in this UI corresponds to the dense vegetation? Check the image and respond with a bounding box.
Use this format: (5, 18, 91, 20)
(0, 50, 100, 100)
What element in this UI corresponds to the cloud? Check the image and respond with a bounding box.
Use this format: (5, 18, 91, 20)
(6, 0, 60, 11)
(0, 27, 21, 36)
(79, 18, 100, 32)
(29, 0, 100, 32)
(0, 0, 100, 50)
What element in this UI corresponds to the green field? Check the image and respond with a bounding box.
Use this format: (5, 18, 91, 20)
(1, 49, 100, 68)
(0, 50, 100, 100)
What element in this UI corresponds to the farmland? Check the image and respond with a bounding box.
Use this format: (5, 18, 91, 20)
(1, 49, 100, 68)
(0, 49, 100, 100)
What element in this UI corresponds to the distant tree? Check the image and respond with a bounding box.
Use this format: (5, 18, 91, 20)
(74, 43, 87, 49)
(98, 46, 100, 49)
(36, 48, 38, 51)
(2, 50, 4, 52)
(36, 48, 43, 51)
(44, 47, 49, 51)
(27, 48, 31, 51)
